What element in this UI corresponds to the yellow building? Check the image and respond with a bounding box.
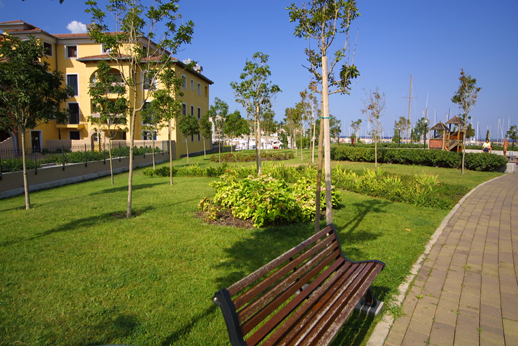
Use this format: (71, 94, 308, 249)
(0, 20, 213, 159)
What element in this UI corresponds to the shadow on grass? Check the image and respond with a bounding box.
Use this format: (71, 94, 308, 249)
(89, 182, 167, 196)
(160, 305, 218, 346)
(84, 313, 140, 346)
(0, 207, 153, 248)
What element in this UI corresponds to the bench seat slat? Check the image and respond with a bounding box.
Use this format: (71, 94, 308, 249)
(274, 262, 369, 346)
(318, 263, 384, 345)
(233, 233, 337, 311)
(296, 262, 382, 346)
(259, 261, 355, 346)
(213, 224, 385, 346)
(244, 255, 347, 346)
(227, 227, 335, 296)
(241, 248, 342, 337)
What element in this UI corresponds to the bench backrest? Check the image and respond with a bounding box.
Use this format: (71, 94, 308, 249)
(213, 224, 384, 346)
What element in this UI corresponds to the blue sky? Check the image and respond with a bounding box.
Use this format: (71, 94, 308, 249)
(2, 0, 517, 140)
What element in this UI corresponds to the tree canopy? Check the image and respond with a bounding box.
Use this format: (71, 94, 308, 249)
(0, 35, 71, 209)
(230, 52, 281, 174)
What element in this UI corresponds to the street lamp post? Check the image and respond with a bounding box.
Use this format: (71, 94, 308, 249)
(423, 118, 430, 149)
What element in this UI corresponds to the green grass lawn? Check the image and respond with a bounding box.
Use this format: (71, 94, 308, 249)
(0, 152, 503, 345)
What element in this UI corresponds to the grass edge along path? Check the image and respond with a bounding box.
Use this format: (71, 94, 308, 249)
(0, 158, 503, 346)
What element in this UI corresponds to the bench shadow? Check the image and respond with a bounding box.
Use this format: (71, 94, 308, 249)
(160, 305, 218, 346)
(207, 198, 392, 345)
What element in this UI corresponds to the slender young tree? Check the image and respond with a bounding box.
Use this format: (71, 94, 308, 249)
(308, 91, 319, 162)
(224, 110, 250, 153)
(177, 113, 199, 163)
(89, 60, 128, 184)
(230, 52, 281, 175)
(206, 97, 229, 163)
(148, 62, 184, 185)
(350, 119, 362, 143)
(451, 69, 481, 174)
(288, 0, 360, 227)
(86, 0, 194, 218)
(0, 35, 71, 210)
(394, 116, 410, 146)
(507, 125, 518, 149)
(362, 88, 385, 168)
(284, 107, 301, 153)
(199, 111, 213, 157)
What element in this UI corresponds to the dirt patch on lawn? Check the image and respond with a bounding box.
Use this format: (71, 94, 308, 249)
(195, 210, 254, 229)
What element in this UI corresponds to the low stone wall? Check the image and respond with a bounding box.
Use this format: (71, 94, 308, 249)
(0, 153, 169, 199)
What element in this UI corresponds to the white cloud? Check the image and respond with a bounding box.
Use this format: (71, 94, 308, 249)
(66, 21, 87, 34)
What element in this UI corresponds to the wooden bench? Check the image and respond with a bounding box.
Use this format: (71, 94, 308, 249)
(212, 224, 385, 346)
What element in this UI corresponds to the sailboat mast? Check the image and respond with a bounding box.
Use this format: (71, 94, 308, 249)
(407, 75, 412, 142)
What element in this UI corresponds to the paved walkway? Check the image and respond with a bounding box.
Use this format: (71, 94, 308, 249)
(383, 172, 518, 346)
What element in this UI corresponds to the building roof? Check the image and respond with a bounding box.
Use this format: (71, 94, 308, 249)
(430, 121, 449, 131)
(1, 20, 213, 84)
(445, 116, 463, 125)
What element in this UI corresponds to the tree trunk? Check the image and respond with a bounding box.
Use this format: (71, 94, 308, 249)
(168, 120, 173, 185)
(109, 137, 114, 185)
(255, 107, 262, 175)
(322, 55, 332, 225)
(152, 136, 156, 171)
(311, 114, 316, 164)
(127, 108, 136, 219)
(186, 137, 189, 164)
(21, 129, 31, 210)
(466, 122, 467, 174)
(374, 122, 378, 168)
(300, 126, 303, 161)
(315, 110, 325, 233)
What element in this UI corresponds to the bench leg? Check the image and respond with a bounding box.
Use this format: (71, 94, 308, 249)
(354, 288, 384, 316)
(364, 288, 379, 307)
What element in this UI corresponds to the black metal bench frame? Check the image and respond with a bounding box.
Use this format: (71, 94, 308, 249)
(212, 224, 385, 346)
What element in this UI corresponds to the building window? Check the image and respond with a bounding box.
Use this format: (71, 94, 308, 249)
(197, 107, 201, 120)
(190, 105, 194, 116)
(191, 134, 194, 142)
(182, 103, 186, 116)
(205, 86, 208, 97)
(198, 133, 201, 142)
(197, 83, 201, 95)
(182, 75, 186, 89)
(142, 131, 157, 140)
(67, 74, 78, 96)
(143, 72, 156, 90)
(101, 44, 111, 54)
(191, 79, 194, 91)
(68, 103, 80, 124)
(141, 102, 154, 124)
(43, 42, 53, 56)
(66, 45, 77, 58)
(69, 131, 81, 140)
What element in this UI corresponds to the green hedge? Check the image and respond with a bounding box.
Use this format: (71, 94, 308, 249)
(210, 151, 294, 163)
(1, 146, 160, 173)
(331, 146, 508, 172)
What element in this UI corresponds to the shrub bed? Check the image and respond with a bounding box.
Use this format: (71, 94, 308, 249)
(200, 172, 340, 227)
(210, 151, 294, 163)
(331, 146, 508, 172)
